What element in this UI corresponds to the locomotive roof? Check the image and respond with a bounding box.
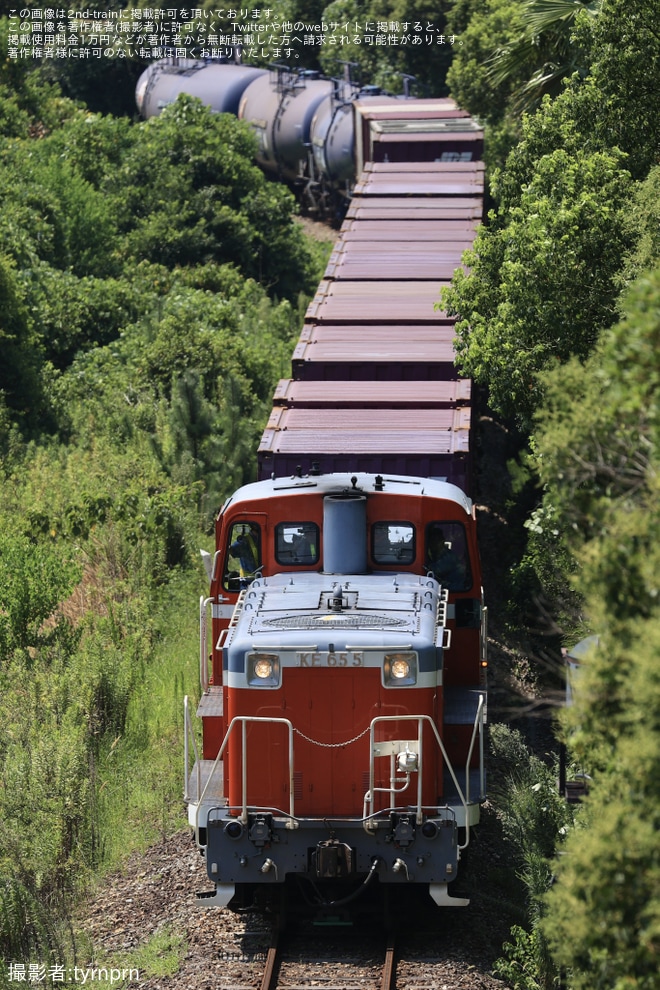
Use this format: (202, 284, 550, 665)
(221, 472, 473, 516)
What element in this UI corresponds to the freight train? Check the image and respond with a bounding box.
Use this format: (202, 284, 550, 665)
(137, 60, 488, 918)
(136, 57, 483, 215)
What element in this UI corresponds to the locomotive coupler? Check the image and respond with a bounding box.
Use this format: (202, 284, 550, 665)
(313, 838, 355, 878)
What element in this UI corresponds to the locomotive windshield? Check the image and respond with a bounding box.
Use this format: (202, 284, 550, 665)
(372, 521, 415, 565)
(275, 522, 320, 566)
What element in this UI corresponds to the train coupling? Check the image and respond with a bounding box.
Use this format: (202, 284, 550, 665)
(313, 838, 354, 878)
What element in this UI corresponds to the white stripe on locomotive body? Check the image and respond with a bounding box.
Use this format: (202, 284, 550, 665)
(211, 603, 236, 619)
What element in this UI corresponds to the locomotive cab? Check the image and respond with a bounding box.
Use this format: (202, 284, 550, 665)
(185, 472, 486, 914)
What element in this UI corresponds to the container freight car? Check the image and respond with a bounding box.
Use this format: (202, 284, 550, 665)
(304, 280, 461, 322)
(271, 379, 472, 409)
(150, 70, 490, 919)
(257, 407, 472, 490)
(290, 325, 460, 381)
(257, 430, 472, 491)
(352, 97, 484, 172)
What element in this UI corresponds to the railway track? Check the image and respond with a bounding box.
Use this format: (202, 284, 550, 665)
(257, 929, 398, 990)
(252, 922, 505, 990)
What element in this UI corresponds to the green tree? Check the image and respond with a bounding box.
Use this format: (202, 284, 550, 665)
(0, 137, 118, 277)
(528, 268, 660, 987)
(567, 0, 660, 180)
(114, 95, 316, 301)
(484, 0, 598, 112)
(319, 0, 454, 94)
(621, 166, 660, 281)
(0, 256, 44, 428)
(40, 108, 134, 188)
(532, 266, 660, 547)
(543, 564, 660, 989)
(447, 0, 532, 123)
(24, 268, 140, 370)
(444, 0, 660, 427)
(443, 143, 633, 427)
(512, 264, 660, 650)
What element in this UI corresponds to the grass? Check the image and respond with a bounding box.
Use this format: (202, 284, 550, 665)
(124, 927, 187, 978)
(94, 568, 203, 871)
(87, 927, 187, 986)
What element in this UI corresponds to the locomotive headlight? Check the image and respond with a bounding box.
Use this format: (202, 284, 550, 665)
(384, 652, 417, 686)
(254, 658, 274, 678)
(247, 652, 280, 687)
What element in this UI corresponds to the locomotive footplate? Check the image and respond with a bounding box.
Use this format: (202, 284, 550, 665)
(199, 807, 469, 908)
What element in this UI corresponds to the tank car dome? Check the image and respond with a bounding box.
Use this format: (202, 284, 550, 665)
(136, 59, 267, 119)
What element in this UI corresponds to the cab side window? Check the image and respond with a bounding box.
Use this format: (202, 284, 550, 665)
(275, 522, 319, 565)
(425, 522, 472, 592)
(223, 522, 262, 591)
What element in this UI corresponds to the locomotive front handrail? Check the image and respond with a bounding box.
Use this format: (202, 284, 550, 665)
(190, 703, 486, 848)
(481, 603, 489, 669)
(183, 695, 200, 804)
(199, 596, 214, 692)
(194, 715, 296, 838)
(464, 692, 486, 803)
(364, 703, 486, 851)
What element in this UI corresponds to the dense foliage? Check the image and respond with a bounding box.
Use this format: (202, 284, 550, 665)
(443, 2, 659, 987)
(444, 0, 659, 428)
(0, 51, 328, 978)
(446, 140, 633, 427)
(536, 268, 660, 990)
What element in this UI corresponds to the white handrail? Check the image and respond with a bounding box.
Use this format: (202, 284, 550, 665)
(463, 693, 486, 803)
(481, 602, 489, 668)
(183, 695, 200, 803)
(194, 715, 297, 839)
(189, 704, 485, 852)
(365, 703, 486, 851)
(199, 596, 214, 692)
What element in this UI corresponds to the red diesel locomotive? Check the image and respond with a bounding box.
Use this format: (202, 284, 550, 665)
(172, 84, 487, 915)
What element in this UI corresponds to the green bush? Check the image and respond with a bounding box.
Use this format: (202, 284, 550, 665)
(490, 725, 574, 990)
(0, 534, 80, 660)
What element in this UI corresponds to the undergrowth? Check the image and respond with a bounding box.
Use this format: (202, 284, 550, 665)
(489, 724, 576, 990)
(0, 552, 203, 986)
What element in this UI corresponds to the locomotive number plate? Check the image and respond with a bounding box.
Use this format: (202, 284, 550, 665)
(296, 650, 364, 668)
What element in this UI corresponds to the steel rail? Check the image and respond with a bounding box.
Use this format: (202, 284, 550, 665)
(381, 935, 397, 990)
(259, 929, 396, 990)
